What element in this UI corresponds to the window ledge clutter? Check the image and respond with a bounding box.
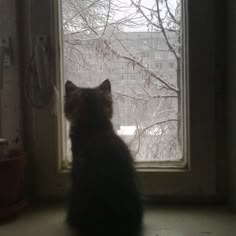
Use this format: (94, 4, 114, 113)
(0, 138, 28, 221)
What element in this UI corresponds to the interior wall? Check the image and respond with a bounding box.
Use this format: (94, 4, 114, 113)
(0, 0, 23, 147)
(19, 0, 229, 201)
(227, 0, 236, 209)
(214, 0, 228, 202)
(19, 0, 65, 199)
(16, 0, 229, 201)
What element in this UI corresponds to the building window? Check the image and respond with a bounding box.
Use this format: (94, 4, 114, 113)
(168, 52, 175, 59)
(121, 75, 125, 81)
(169, 74, 174, 80)
(99, 64, 103, 72)
(169, 62, 174, 69)
(131, 74, 135, 80)
(135, 51, 142, 57)
(155, 62, 162, 69)
(142, 51, 150, 57)
(155, 52, 162, 59)
(98, 54, 103, 60)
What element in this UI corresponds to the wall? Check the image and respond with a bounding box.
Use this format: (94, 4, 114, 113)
(16, 0, 229, 201)
(19, 0, 228, 201)
(0, 0, 23, 147)
(19, 0, 66, 199)
(227, 0, 236, 209)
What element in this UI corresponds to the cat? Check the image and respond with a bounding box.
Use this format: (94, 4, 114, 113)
(64, 79, 143, 236)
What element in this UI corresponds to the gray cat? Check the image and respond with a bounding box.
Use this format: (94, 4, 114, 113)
(64, 79, 143, 236)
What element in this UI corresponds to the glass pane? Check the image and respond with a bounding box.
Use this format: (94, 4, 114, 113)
(61, 0, 185, 164)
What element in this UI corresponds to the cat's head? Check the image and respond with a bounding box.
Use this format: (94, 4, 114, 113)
(64, 79, 113, 126)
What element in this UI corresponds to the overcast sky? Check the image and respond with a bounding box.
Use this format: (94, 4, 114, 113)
(114, 0, 178, 32)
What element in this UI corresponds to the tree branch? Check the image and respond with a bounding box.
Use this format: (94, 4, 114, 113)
(155, 0, 180, 60)
(102, 0, 112, 36)
(131, 118, 178, 143)
(113, 91, 177, 101)
(164, 0, 179, 26)
(103, 40, 179, 92)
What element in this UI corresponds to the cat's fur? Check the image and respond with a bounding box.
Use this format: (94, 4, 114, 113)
(64, 79, 143, 236)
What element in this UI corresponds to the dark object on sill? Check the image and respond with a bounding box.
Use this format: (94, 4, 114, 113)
(0, 200, 28, 223)
(0, 138, 8, 158)
(0, 148, 28, 220)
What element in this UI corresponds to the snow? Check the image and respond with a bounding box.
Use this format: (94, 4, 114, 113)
(117, 126, 136, 136)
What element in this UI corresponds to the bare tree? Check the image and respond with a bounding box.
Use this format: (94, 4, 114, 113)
(62, 0, 183, 161)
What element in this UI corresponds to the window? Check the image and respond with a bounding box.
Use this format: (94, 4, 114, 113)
(155, 52, 162, 59)
(120, 75, 125, 81)
(155, 62, 162, 70)
(168, 52, 175, 59)
(135, 51, 142, 57)
(99, 64, 103, 72)
(169, 74, 174, 80)
(142, 51, 150, 57)
(169, 62, 174, 69)
(61, 0, 184, 164)
(131, 74, 135, 80)
(40, 0, 218, 198)
(98, 54, 103, 60)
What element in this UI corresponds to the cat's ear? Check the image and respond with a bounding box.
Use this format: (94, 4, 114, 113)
(98, 79, 111, 94)
(65, 80, 77, 95)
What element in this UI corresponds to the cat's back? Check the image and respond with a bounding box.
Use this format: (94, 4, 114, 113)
(77, 130, 143, 236)
(80, 129, 135, 183)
